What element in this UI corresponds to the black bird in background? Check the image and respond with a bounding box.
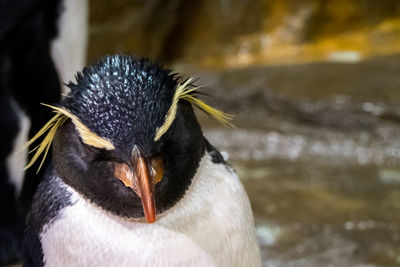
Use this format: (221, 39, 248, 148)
(0, 0, 62, 264)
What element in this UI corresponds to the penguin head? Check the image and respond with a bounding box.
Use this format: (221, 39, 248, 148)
(25, 55, 232, 223)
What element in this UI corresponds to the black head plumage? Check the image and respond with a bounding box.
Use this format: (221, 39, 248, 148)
(63, 55, 177, 153)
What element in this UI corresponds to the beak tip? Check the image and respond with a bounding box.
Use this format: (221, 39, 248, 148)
(144, 210, 156, 223)
(147, 217, 156, 223)
(143, 203, 156, 223)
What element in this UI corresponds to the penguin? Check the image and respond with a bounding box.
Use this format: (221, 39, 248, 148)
(0, 0, 88, 264)
(23, 55, 261, 267)
(0, 0, 63, 264)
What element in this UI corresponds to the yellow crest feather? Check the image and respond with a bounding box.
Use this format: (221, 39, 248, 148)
(22, 113, 67, 172)
(23, 104, 115, 173)
(42, 104, 115, 151)
(154, 78, 234, 141)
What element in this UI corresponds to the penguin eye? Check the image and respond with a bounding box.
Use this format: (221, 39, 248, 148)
(163, 118, 177, 141)
(92, 148, 118, 162)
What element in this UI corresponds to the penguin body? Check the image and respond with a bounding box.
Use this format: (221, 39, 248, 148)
(23, 55, 261, 266)
(26, 151, 260, 267)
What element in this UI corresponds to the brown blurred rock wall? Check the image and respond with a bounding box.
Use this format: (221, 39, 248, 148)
(89, 0, 400, 67)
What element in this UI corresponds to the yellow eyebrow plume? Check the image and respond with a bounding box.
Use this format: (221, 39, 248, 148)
(22, 113, 67, 172)
(154, 78, 234, 141)
(42, 104, 115, 151)
(22, 104, 115, 173)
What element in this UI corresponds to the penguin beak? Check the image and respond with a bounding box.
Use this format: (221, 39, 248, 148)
(113, 157, 156, 223)
(135, 157, 156, 223)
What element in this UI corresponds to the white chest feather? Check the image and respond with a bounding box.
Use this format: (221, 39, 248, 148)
(40, 154, 261, 267)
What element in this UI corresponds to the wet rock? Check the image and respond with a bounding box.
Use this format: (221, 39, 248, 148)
(256, 224, 283, 247)
(378, 169, 400, 184)
(238, 160, 400, 266)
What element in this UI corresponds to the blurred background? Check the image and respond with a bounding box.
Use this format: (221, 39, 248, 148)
(87, 1, 400, 266)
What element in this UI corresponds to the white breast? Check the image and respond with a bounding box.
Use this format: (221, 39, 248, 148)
(40, 154, 261, 267)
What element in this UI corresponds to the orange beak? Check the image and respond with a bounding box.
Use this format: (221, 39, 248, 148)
(113, 157, 156, 223)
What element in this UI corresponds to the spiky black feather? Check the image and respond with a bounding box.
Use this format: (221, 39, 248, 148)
(63, 55, 178, 154)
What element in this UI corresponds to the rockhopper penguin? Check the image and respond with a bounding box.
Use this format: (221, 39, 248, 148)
(23, 55, 261, 267)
